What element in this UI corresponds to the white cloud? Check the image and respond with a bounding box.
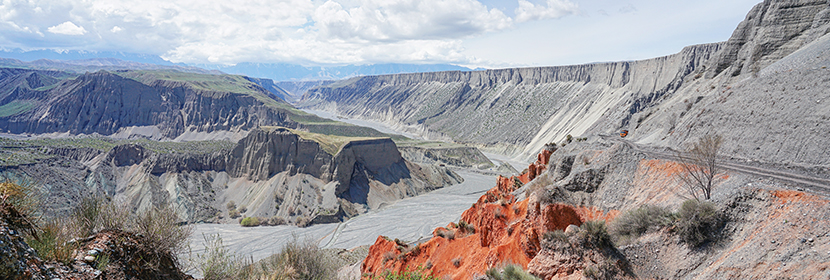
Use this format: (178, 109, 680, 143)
(47, 21, 87, 35)
(0, 0, 579, 65)
(514, 0, 578, 23)
(312, 0, 512, 42)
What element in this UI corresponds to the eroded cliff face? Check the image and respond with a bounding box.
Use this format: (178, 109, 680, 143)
(0, 128, 461, 225)
(299, 0, 830, 170)
(361, 139, 830, 279)
(361, 150, 622, 280)
(299, 43, 721, 160)
(706, 0, 830, 78)
(0, 71, 294, 139)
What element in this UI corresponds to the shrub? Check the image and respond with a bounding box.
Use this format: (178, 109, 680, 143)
(610, 205, 674, 242)
(239, 205, 247, 214)
(264, 216, 286, 226)
(226, 201, 236, 211)
(485, 264, 540, 280)
(251, 237, 336, 280)
(676, 199, 722, 247)
(72, 196, 103, 237)
(436, 228, 455, 240)
(240, 217, 260, 227)
(25, 219, 75, 265)
(197, 234, 242, 280)
(229, 209, 241, 219)
(578, 220, 613, 249)
(542, 230, 569, 245)
(458, 220, 475, 234)
(0, 179, 41, 220)
(513, 177, 523, 189)
(296, 216, 311, 228)
(133, 205, 193, 257)
(452, 257, 462, 267)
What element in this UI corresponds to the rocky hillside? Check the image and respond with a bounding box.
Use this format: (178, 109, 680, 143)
(299, 0, 830, 170)
(0, 69, 334, 140)
(0, 128, 462, 226)
(358, 139, 830, 279)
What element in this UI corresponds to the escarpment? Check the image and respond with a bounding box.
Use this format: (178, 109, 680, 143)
(300, 43, 722, 160)
(300, 0, 830, 170)
(0, 128, 461, 225)
(0, 70, 297, 139)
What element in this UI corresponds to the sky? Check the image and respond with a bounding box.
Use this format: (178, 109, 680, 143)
(0, 0, 761, 68)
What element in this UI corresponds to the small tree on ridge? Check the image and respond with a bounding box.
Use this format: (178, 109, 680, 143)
(675, 134, 724, 200)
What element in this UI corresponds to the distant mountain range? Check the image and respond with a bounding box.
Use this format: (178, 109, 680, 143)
(193, 62, 478, 81)
(0, 49, 476, 82)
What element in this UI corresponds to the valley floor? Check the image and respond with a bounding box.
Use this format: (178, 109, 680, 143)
(184, 171, 495, 277)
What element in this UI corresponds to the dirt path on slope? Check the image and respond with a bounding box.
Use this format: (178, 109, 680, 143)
(600, 135, 830, 195)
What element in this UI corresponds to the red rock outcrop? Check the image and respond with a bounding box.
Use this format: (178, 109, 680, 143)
(361, 150, 615, 279)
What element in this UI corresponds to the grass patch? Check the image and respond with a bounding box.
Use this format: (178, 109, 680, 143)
(0, 100, 35, 117)
(25, 219, 76, 265)
(262, 126, 385, 156)
(116, 70, 296, 111)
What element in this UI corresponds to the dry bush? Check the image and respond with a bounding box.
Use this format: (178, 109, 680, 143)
(229, 209, 241, 219)
(458, 220, 475, 234)
(197, 234, 244, 280)
(133, 205, 193, 257)
(578, 220, 613, 249)
(485, 264, 540, 280)
(452, 257, 462, 267)
(436, 228, 455, 240)
(239, 237, 336, 280)
(675, 134, 724, 200)
(610, 205, 674, 243)
(25, 218, 76, 265)
(0, 178, 41, 221)
(676, 199, 722, 247)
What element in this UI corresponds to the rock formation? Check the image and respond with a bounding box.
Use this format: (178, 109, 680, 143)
(0, 128, 462, 226)
(298, 0, 830, 172)
(0, 70, 300, 140)
(361, 151, 622, 279)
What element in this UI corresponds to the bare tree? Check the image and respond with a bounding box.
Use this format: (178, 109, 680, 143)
(675, 134, 724, 200)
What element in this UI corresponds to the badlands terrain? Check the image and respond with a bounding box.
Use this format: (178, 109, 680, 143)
(1, 0, 830, 279)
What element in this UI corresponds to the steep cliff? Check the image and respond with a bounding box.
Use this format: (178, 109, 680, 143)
(299, 42, 721, 159)
(361, 138, 830, 279)
(299, 0, 830, 171)
(0, 70, 306, 140)
(0, 128, 461, 225)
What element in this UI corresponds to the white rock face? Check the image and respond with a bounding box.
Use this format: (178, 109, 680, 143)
(299, 0, 830, 169)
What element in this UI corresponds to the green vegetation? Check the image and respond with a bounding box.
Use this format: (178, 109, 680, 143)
(197, 234, 244, 280)
(485, 264, 540, 280)
(116, 70, 298, 112)
(610, 205, 674, 244)
(676, 199, 722, 247)
(0, 100, 35, 117)
(25, 219, 75, 265)
(608, 201, 723, 247)
(371, 269, 441, 280)
(264, 126, 387, 156)
(240, 217, 260, 227)
(0, 136, 235, 166)
(236, 237, 337, 280)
